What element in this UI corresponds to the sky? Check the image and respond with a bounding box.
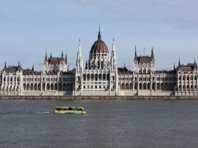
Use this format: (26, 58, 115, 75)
(0, 0, 198, 71)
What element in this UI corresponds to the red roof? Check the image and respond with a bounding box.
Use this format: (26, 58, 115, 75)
(23, 69, 41, 75)
(91, 40, 108, 53)
(47, 57, 65, 65)
(118, 67, 133, 74)
(178, 64, 197, 72)
(179, 66, 192, 72)
(3, 66, 23, 74)
(136, 56, 153, 64)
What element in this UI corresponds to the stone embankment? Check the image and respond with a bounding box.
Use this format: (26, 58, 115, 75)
(0, 96, 198, 100)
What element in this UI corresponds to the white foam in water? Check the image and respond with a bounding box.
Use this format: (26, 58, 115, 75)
(34, 112, 50, 114)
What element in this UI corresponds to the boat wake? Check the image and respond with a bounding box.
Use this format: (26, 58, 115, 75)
(34, 111, 50, 114)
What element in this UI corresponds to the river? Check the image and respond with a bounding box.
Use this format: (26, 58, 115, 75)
(0, 100, 198, 148)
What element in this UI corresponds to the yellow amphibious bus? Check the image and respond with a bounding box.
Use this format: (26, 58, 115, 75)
(54, 106, 86, 114)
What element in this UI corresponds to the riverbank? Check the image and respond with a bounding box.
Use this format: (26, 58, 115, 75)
(0, 96, 198, 100)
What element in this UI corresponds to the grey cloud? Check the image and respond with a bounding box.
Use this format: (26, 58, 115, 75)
(74, 0, 198, 29)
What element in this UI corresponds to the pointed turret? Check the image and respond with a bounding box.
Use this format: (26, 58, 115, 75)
(18, 61, 20, 67)
(178, 58, 181, 66)
(111, 38, 117, 71)
(61, 51, 64, 58)
(194, 58, 196, 65)
(194, 58, 197, 69)
(32, 64, 34, 71)
(45, 51, 48, 62)
(50, 53, 52, 58)
(98, 26, 101, 40)
(76, 39, 83, 72)
(4, 62, 7, 69)
(134, 46, 137, 61)
(151, 47, 154, 60)
(65, 53, 67, 64)
(173, 63, 176, 70)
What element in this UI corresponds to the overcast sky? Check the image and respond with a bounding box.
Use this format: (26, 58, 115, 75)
(0, 0, 198, 71)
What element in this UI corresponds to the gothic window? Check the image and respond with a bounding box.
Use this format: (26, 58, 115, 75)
(31, 84, 33, 90)
(63, 84, 66, 90)
(87, 74, 90, 80)
(139, 83, 142, 90)
(99, 74, 102, 80)
(103, 74, 105, 80)
(46, 84, 50, 90)
(107, 74, 110, 81)
(152, 83, 155, 89)
(23, 84, 26, 90)
(126, 83, 129, 89)
(148, 83, 150, 89)
(130, 83, 132, 89)
(143, 83, 146, 90)
(51, 84, 54, 90)
(95, 74, 98, 81)
(38, 84, 41, 90)
(43, 84, 46, 91)
(157, 83, 160, 90)
(83, 74, 86, 81)
(34, 84, 37, 90)
(135, 83, 137, 89)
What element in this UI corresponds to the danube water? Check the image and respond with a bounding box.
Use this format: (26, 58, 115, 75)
(0, 100, 198, 148)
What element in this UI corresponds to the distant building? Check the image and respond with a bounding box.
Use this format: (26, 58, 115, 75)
(0, 30, 198, 96)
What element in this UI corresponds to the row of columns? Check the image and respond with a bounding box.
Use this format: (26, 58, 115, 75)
(119, 82, 175, 90)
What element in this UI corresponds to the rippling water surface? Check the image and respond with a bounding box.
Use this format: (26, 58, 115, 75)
(0, 100, 198, 148)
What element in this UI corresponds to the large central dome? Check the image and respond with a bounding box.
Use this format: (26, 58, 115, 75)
(86, 29, 110, 70)
(90, 30, 108, 53)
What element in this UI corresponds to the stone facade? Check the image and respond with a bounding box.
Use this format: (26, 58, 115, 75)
(0, 30, 198, 96)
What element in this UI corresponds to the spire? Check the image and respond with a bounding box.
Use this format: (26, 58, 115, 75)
(98, 25, 101, 40)
(151, 47, 154, 57)
(61, 50, 64, 58)
(78, 39, 82, 56)
(178, 58, 181, 66)
(65, 53, 68, 64)
(173, 63, 176, 70)
(18, 61, 20, 67)
(4, 61, 7, 68)
(112, 38, 115, 51)
(111, 38, 117, 71)
(76, 38, 83, 72)
(32, 64, 34, 71)
(135, 46, 137, 57)
(134, 46, 137, 61)
(50, 53, 52, 58)
(45, 50, 48, 61)
(194, 58, 197, 69)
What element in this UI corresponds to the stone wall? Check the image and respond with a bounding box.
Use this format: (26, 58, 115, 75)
(0, 95, 198, 100)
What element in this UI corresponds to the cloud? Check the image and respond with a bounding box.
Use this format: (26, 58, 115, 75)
(74, 0, 198, 29)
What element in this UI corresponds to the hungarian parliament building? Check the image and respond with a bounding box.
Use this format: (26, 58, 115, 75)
(0, 30, 198, 96)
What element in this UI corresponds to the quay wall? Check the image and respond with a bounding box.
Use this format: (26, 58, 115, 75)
(0, 96, 198, 100)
